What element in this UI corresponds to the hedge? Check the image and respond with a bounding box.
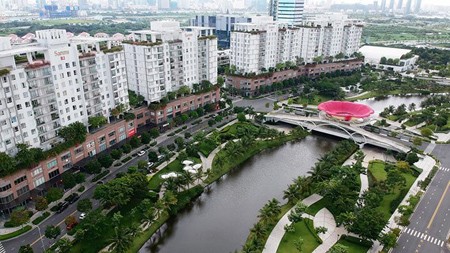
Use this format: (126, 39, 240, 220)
(340, 235, 373, 248)
(304, 219, 323, 244)
(0, 225, 32, 241)
(32, 212, 50, 225)
(91, 170, 109, 182)
(121, 157, 132, 163)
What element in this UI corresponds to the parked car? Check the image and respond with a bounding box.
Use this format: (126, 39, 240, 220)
(79, 213, 86, 220)
(147, 162, 154, 168)
(66, 221, 78, 231)
(97, 180, 104, 185)
(65, 193, 79, 204)
(138, 150, 146, 156)
(56, 202, 69, 213)
(157, 154, 165, 161)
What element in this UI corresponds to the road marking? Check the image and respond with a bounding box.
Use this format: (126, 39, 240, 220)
(439, 167, 450, 172)
(403, 228, 445, 247)
(428, 181, 450, 229)
(31, 209, 77, 246)
(0, 242, 5, 253)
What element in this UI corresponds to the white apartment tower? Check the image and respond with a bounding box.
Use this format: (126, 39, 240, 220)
(124, 21, 218, 103)
(230, 14, 363, 74)
(0, 29, 129, 154)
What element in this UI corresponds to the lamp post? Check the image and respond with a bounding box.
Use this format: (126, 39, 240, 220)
(36, 226, 45, 251)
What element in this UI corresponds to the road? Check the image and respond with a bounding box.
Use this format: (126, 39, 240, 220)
(1, 113, 236, 253)
(393, 144, 450, 253)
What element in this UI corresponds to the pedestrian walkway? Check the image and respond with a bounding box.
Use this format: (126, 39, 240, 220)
(0, 242, 5, 253)
(402, 228, 446, 247)
(439, 166, 450, 172)
(424, 142, 436, 154)
(262, 194, 323, 253)
(312, 208, 348, 253)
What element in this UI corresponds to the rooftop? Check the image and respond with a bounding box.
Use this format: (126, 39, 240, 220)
(359, 46, 413, 64)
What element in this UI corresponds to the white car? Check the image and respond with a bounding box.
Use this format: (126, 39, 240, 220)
(79, 213, 86, 220)
(147, 162, 154, 168)
(137, 150, 146, 157)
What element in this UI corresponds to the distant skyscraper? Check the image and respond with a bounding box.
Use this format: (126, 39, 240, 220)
(380, 0, 386, 11)
(414, 0, 421, 13)
(405, 0, 412, 14)
(36, 0, 46, 9)
(397, 0, 403, 9)
(389, 0, 395, 11)
(158, 0, 169, 9)
(269, 0, 305, 25)
(78, 0, 88, 9)
(373, 0, 378, 11)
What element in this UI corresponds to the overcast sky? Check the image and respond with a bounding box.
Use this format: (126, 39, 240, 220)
(333, 0, 450, 6)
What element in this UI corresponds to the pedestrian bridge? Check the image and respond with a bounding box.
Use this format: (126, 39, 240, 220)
(265, 112, 411, 153)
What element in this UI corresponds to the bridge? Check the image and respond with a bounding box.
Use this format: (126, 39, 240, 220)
(265, 112, 411, 153)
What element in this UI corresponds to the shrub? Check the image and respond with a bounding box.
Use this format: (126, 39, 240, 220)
(150, 141, 157, 146)
(420, 128, 433, 137)
(110, 149, 123, 160)
(85, 159, 102, 174)
(46, 188, 63, 203)
(122, 144, 132, 153)
(35, 196, 48, 211)
(77, 186, 85, 192)
(182, 126, 188, 130)
(91, 170, 109, 182)
(121, 156, 132, 163)
(98, 154, 114, 168)
(32, 212, 50, 225)
(184, 132, 192, 139)
(77, 199, 92, 212)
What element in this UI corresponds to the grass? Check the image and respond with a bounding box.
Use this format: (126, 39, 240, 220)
(334, 236, 372, 253)
(368, 161, 387, 182)
(0, 225, 32, 240)
(31, 212, 50, 225)
(277, 219, 321, 253)
(305, 197, 332, 216)
(346, 90, 428, 101)
(220, 121, 256, 136)
(148, 157, 201, 190)
(294, 95, 331, 106)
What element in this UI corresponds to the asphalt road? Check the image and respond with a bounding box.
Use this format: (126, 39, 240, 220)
(1, 113, 236, 253)
(393, 144, 450, 253)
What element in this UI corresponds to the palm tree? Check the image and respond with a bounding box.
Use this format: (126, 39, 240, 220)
(258, 205, 273, 224)
(108, 227, 133, 253)
(214, 154, 226, 168)
(141, 211, 155, 228)
(194, 170, 203, 184)
(153, 200, 165, 219)
(182, 171, 195, 189)
(250, 222, 267, 239)
(162, 191, 178, 212)
(268, 198, 281, 217)
(164, 178, 178, 192)
(293, 176, 310, 196)
(283, 184, 299, 203)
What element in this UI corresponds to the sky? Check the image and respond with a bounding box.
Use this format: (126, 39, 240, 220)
(334, 0, 450, 6)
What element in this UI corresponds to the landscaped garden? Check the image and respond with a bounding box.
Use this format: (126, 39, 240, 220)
(277, 219, 321, 253)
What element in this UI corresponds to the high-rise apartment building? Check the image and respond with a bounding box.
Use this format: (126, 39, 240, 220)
(0, 29, 129, 155)
(124, 21, 217, 103)
(414, 0, 421, 13)
(230, 14, 363, 74)
(158, 0, 170, 10)
(380, 0, 386, 12)
(397, 0, 403, 9)
(405, 0, 412, 14)
(389, 0, 395, 11)
(190, 14, 273, 48)
(269, 0, 305, 25)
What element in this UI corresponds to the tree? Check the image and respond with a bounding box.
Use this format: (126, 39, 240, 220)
(45, 225, 61, 240)
(54, 238, 72, 253)
(58, 122, 87, 144)
(88, 116, 107, 128)
(129, 136, 141, 148)
(406, 152, 419, 165)
(237, 113, 246, 122)
(74, 210, 107, 241)
(265, 102, 270, 108)
(138, 160, 147, 170)
(65, 215, 77, 227)
(123, 112, 135, 121)
(217, 76, 225, 86)
(174, 137, 185, 150)
(62, 172, 76, 189)
(141, 132, 151, 144)
(294, 237, 304, 253)
(327, 244, 349, 253)
(380, 230, 399, 249)
(128, 90, 145, 107)
(75, 173, 85, 184)
(288, 202, 307, 223)
(149, 128, 160, 138)
(19, 245, 33, 253)
(85, 159, 102, 174)
(111, 149, 123, 160)
(35, 196, 48, 211)
(108, 226, 133, 253)
(349, 207, 386, 240)
(15, 144, 43, 169)
(0, 152, 16, 176)
(420, 128, 433, 137)
(148, 151, 158, 162)
(412, 137, 422, 146)
(46, 188, 63, 203)
(10, 208, 30, 226)
(315, 226, 328, 235)
(122, 144, 132, 154)
(98, 154, 114, 168)
(250, 222, 267, 239)
(77, 199, 92, 212)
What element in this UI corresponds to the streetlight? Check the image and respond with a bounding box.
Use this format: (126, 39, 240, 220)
(36, 226, 45, 251)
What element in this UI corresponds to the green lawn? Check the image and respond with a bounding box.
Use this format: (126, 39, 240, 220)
(335, 236, 372, 253)
(0, 225, 32, 241)
(219, 121, 256, 136)
(277, 219, 321, 253)
(305, 197, 331, 216)
(294, 95, 331, 106)
(368, 161, 387, 182)
(148, 157, 201, 190)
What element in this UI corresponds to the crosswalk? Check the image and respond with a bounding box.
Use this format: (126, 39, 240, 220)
(439, 167, 450, 172)
(0, 242, 5, 253)
(403, 228, 445, 247)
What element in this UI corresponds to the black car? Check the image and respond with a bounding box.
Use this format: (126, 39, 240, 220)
(65, 193, 80, 204)
(56, 202, 69, 213)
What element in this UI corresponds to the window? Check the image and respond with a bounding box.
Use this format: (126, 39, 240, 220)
(32, 167, 43, 177)
(99, 143, 106, 152)
(109, 139, 116, 145)
(48, 169, 60, 179)
(75, 146, 83, 154)
(47, 160, 57, 169)
(0, 184, 11, 192)
(34, 177, 45, 187)
(14, 175, 27, 185)
(119, 127, 125, 133)
(137, 113, 143, 119)
(119, 133, 126, 142)
(0, 194, 14, 204)
(86, 141, 95, 148)
(61, 153, 71, 160)
(17, 185, 29, 196)
(108, 131, 115, 137)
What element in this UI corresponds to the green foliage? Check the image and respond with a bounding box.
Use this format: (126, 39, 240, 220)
(0, 225, 32, 240)
(85, 159, 102, 174)
(124, 112, 136, 121)
(88, 116, 107, 128)
(77, 199, 93, 212)
(406, 152, 419, 165)
(9, 208, 31, 227)
(35, 196, 48, 211)
(15, 143, 44, 169)
(45, 225, 61, 239)
(121, 144, 132, 154)
(420, 127, 433, 137)
(19, 244, 33, 253)
(32, 212, 50, 225)
(98, 154, 114, 168)
(110, 149, 123, 160)
(46, 187, 63, 203)
(62, 172, 77, 189)
(0, 151, 16, 177)
(140, 132, 151, 144)
(327, 244, 349, 253)
(237, 113, 246, 122)
(147, 151, 158, 162)
(58, 122, 87, 144)
(129, 136, 141, 148)
(128, 90, 145, 107)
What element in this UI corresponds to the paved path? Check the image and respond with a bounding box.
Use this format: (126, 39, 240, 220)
(312, 209, 348, 253)
(262, 194, 323, 253)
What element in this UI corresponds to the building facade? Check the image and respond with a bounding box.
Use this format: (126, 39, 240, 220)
(226, 59, 363, 96)
(230, 15, 363, 74)
(269, 0, 305, 25)
(0, 29, 129, 155)
(190, 14, 273, 48)
(124, 21, 218, 103)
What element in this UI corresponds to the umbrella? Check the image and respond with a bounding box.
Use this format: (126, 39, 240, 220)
(193, 164, 202, 170)
(183, 166, 193, 171)
(182, 160, 194, 165)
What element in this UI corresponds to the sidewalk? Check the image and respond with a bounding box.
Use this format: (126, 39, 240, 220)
(312, 209, 348, 253)
(262, 194, 323, 253)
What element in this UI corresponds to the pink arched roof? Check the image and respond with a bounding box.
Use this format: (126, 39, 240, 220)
(318, 101, 374, 119)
